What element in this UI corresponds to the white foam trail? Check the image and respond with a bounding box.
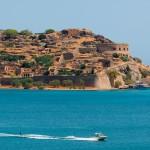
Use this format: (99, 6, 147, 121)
(21, 134, 53, 140)
(63, 136, 98, 141)
(0, 133, 56, 140)
(0, 133, 99, 141)
(0, 133, 19, 137)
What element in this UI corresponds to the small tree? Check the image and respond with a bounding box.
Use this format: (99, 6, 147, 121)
(45, 29, 55, 34)
(23, 82, 33, 89)
(11, 79, 22, 87)
(34, 81, 45, 90)
(133, 57, 142, 63)
(107, 70, 119, 87)
(49, 80, 60, 88)
(113, 53, 119, 58)
(3, 29, 18, 39)
(20, 30, 32, 36)
(79, 79, 85, 89)
(0, 52, 25, 62)
(140, 69, 150, 78)
(120, 55, 129, 62)
(80, 64, 86, 69)
(123, 78, 134, 85)
(35, 55, 53, 68)
(21, 61, 35, 68)
(38, 34, 46, 40)
(114, 81, 122, 88)
(21, 78, 33, 89)
(62, 80, 73, 88)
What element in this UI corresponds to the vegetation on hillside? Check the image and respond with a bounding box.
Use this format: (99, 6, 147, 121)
(133, 57, 142, 64)
(12, 78, 33, 89)
(114, 80, 122, 88)
(21, 61, 35, 68)
(3, 29, 18, 39)
(45, 29, 55, 34)
(140, 69, 150, 78)
(107, 70, 119, 87)
(19, 30, 32, 36)
(35, 55, 53, 68)
(0, 51, 25, 62)
(120, 55, 129, 62)
(62, 79, 73, 88)
(49, 80, 60, 88)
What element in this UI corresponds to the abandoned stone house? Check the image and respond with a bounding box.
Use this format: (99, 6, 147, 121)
(48, 66, 59, 76)
(0, 64, 18, 75)
(17, 68, 34, 78)
(79, 47, 96, 54)
(63, 52, 74, 61)
(96, 43, 130, 56)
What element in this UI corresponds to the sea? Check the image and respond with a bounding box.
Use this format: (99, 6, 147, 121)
(0, 89, 150, 150)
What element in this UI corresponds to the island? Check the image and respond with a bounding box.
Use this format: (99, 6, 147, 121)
(0, 28, 150, 90)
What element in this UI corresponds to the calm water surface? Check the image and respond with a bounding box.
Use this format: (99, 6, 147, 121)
(0, 89, 150, 150)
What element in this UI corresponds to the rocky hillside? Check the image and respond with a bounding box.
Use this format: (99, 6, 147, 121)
(0, 28, 150, 89)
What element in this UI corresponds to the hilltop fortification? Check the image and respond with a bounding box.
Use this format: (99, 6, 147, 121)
(0, 28, 149, 89)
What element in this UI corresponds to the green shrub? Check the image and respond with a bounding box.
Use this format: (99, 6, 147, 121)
(114, 81, 122, 88)
(133, 57, 142, 63)
(123, 73, 134, 85)
(3, 29, 18, 39)
(49, 80, 60, 87)
(123, 78, 134, 85)
(20, 30, 32, 36)
(120, 55, 129, 62)
(0, 52, 25, 62)
(37, 86, 44, 90)
(21, 61, 35, 68)
(38, 34, 46, 40)
(34, 81, 45, 90)
(45, 29, 55, 34)
(113, 53, 119, 58)
(11, 79, 22, 87)
(80, 64, 86, 69)
(107, 70, 119, 87)
(140, 69, 150, 78)
(35, 55, 53, 68)
(11, 78, 34, 89)
(21, 78, 33, 89)
(79, 79, 85, 89)
(62, 80, 73, 87)
(58, 69, 73, 75)
(23, 82, 33, 89)
(74, 70, 82, 76)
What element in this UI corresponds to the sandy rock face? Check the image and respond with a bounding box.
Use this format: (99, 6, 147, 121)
(96, 72, 111, 90)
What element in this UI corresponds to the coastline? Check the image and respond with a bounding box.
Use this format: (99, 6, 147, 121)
(0, 85, 114, 91)
(0, 85, 149, 91)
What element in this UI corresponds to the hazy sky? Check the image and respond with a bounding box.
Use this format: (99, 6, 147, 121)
(0, 0, 150, 64)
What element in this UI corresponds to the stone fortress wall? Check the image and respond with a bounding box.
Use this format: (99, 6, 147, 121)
(96, 43, 130, 56)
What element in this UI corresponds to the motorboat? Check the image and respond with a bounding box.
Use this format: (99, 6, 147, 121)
(95, 133, 107, 141)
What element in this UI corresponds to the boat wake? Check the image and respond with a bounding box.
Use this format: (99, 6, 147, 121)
(0, 133, 101, 142)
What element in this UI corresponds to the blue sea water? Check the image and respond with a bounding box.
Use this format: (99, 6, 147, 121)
(0, 89, 150, 150)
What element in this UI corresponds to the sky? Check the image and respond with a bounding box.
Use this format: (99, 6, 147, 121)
(0, 0, 150, 64)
